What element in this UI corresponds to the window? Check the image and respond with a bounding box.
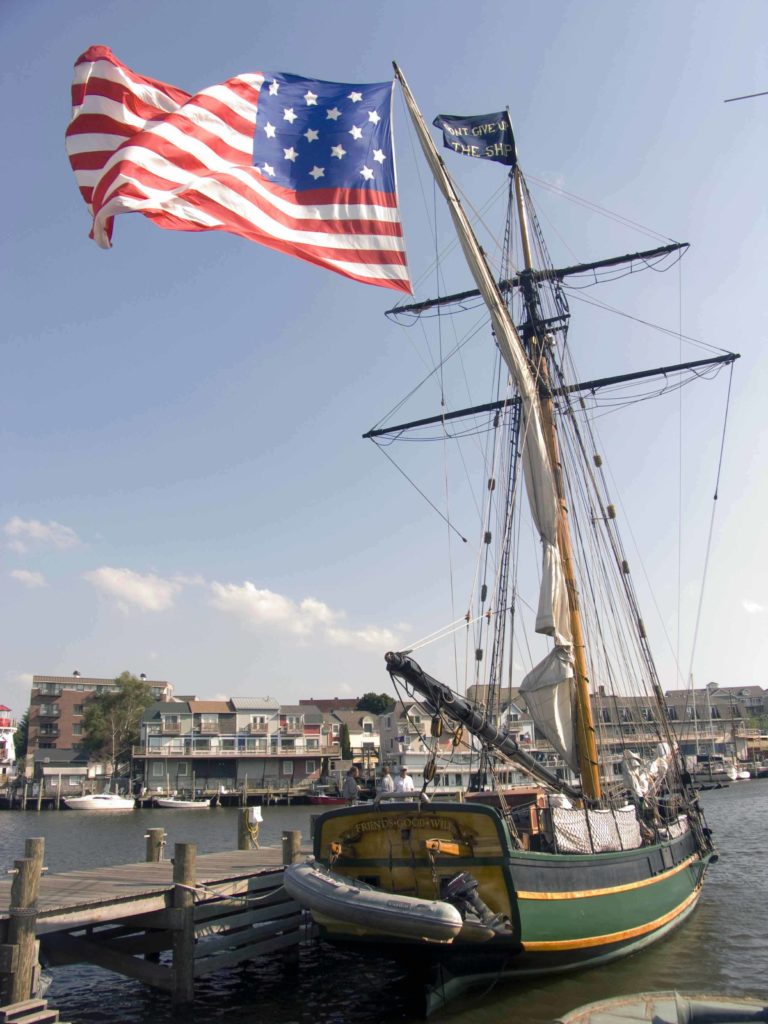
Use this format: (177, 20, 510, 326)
(177, 763, 189, 776)
(619, 708, 633, 723)
(305, 760, 316, 774)
(72, 724, 82, 736)
(332, 723, 340, 735)
(306, 738, 319, 750)
(282, 760, 293, 776)
(599, 708, 611, 724)
(363, 720, 373, 734)
(710, 706, 721, 720)
(667, 706, 678, 721)
(152, 763, 165, 778)
(685, 707, 698, 720)
(640, 707, 654, 722)
(73, 705, 84, 716)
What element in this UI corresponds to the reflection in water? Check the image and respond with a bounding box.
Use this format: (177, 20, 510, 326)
(0, 785, 765, 1022)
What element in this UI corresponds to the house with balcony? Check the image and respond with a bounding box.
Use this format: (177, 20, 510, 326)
(132, 698, 340, 797)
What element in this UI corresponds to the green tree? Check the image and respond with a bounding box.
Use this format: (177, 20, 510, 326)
(340, 723, 352, 759)
(83, 672, 154, 772)
(13, 711, 29, 759)
(356, 692, 396, 716)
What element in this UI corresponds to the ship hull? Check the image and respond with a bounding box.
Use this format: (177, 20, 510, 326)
(307, 800, 712, 1005)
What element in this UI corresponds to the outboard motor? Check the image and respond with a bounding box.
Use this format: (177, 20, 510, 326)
(441, 872, 511, 933)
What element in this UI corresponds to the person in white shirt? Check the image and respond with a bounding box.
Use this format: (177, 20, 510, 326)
(341, 765, 360, 804)
(394, 766, 414, 792)
(378, 766, 395, 794)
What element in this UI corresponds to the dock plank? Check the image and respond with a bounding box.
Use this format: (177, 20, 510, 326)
(0, 847, 305, 934)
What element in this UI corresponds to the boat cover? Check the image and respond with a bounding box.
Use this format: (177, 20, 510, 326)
(552, 805, 642, 853)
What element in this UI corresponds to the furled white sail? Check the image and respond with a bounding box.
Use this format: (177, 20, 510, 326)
(517, 647, 577, 770)
(395, 68, 571, 648)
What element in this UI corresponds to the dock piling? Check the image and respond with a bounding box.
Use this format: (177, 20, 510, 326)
(171, 843, 196, 1004)
(145, 829, 166, 863)
(281, 831, 301, 865)
(2, 855, 42, 1004)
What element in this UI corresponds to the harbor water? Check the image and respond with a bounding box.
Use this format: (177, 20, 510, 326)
(0, 783, 765, 1023)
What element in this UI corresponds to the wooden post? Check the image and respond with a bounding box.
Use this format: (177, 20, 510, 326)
(281, 830, 301, 865)
(145, 828, 166, 862)
(55, 774, 62, 810)
(310, 814, 320, 839)
(242, 774, 247, 807)
(237, 810, 250, 851)
(172, 842, 196, 1004)
(3, 856, 42, 1003)
(35, 781, 43, 812)
(24, 837, 44, 878)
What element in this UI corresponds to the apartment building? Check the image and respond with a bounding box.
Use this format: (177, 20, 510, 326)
(27, 672, 173, 757)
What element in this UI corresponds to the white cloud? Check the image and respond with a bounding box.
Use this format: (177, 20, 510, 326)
(84, 567, 182, 612)
(10, 569, 46, 588)
(4, 516, 81, 554)
(210, 582, 338, 636)
(325, 625, 398, 648)
(743, 600, 765, 614)
(210, 580, 393, 649)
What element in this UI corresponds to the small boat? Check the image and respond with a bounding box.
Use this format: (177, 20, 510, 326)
(154, 795, 212, 809)
(284, 861, 465, 943)
(554, 991, 768, 1023)
(306, 792, 347, 805)
(63, 792, 136, 811)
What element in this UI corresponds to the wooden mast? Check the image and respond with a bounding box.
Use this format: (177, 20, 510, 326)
(513, 169, 602, 800)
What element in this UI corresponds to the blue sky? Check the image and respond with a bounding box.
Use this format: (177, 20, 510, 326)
(2, 1, 767, 718)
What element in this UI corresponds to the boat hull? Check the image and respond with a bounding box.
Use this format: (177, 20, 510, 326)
(154, 797, 212, 808)
(63, 795, 136, 811)
(307, 801, 712, 982)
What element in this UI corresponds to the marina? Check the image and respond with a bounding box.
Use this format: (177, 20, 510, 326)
(0, 789, 764, 1023)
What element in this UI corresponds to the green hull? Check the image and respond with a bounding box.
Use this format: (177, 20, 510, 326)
(311, 800, 712, 979)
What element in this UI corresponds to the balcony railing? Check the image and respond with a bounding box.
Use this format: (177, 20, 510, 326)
(132, 741, 340, 758)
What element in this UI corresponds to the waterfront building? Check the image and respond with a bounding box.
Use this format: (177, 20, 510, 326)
(26, 672, 173, 773)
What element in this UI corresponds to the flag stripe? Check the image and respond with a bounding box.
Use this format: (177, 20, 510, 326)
(66, 46, 411, 292)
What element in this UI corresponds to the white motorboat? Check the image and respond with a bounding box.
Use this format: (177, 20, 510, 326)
(154, 795, 212, 809)
(63, 792, 136, 811)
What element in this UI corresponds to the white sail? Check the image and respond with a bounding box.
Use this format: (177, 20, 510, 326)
(395, 69, 571, 648)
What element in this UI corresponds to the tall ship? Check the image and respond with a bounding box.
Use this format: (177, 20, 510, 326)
(285, 66, 737, 1012)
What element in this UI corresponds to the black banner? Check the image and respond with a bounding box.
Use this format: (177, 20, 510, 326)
(432, 110, 516, 166)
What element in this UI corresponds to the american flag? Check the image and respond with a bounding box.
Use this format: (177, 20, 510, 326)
(66, 46, 411, 293)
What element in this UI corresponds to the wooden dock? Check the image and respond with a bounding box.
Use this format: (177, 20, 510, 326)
(0, 826, 312, 1008)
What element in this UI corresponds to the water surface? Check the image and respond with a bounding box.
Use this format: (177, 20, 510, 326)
(0, 785, 764, 1022)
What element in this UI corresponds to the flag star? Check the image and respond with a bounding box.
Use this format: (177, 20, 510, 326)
(262, 162, 276, 177)
(348, 125, 363, 141)
(360, 165, 374, 181)
(367, 110, 381, 125)
(373, 148, 386, 164)
(268, 81, 279, 96)
(309, 165, 325, 180)
(331, 144, 347, 159)
(348, 91, 363, 103)
(263, 121, 277, 139)
(283, 107, 297, 124)
(326, 107, 342, 121)
(304, 128, 319, 142)
(283, 146, 298, 162)
(303, 90, 318, 106)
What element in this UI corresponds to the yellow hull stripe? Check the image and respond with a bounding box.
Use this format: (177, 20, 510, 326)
(522, 887, 701, 951)
(515, 853, 700, 901)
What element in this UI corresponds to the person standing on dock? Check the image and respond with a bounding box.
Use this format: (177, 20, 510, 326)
(377, 766, 395, 794)
(342, 766, 360, 804)
(394, 767, 414, 793)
